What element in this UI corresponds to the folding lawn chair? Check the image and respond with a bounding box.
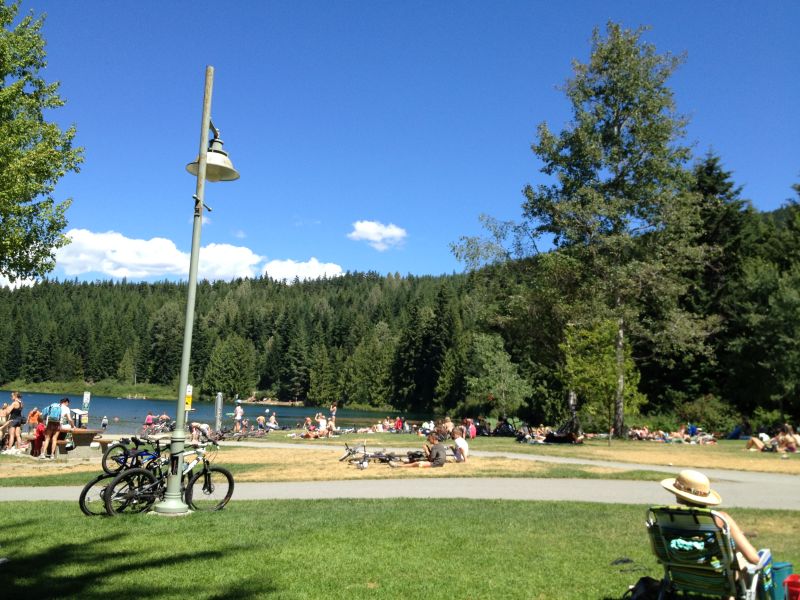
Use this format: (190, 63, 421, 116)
(646, 505, 772, 600)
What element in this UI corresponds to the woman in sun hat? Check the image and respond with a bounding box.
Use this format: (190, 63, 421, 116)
(660, 470, 759, 564)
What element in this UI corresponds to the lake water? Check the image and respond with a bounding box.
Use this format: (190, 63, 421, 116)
(1, 389, 425, 435)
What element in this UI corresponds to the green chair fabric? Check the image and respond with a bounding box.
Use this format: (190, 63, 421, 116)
(646, 505, 772, 600)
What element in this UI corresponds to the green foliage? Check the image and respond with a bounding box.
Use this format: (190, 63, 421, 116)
(0, 1, 83, 281)
(201, 334, 257, 400)
(562, 320, 645, 433)
(675, 394, 739, 435)
(463, 333, 532, 418)
(751, 407, 784, 433)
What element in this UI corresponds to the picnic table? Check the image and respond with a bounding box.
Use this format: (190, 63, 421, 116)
(62, 428, 103, 458)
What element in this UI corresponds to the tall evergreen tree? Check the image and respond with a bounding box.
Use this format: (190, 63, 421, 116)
(459, 23, 710, 434)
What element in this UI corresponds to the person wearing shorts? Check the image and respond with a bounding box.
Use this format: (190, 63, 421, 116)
(42, 398, 73, 459)
(234, 403, 244, 433)
(1, 392, 24, 454)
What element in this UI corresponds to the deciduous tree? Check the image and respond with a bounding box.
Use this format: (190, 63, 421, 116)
(0, 1, 83, 281)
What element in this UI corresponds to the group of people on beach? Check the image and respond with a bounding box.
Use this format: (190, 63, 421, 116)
(0, 394, 76, 459)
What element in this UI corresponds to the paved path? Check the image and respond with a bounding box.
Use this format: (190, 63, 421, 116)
(2, 441, 797, 509)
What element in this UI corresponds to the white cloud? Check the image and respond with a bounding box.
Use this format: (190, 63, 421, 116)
(56, 229, 264, 280)
(57, 229, 187, 278)
(347, 220, 407, 251)
(52, 228, 342, 283)
(233, 229, 247, 239)
(263, 257, 343, 282)
(199, 243, 263, 279)
(0, 275, 36, 289)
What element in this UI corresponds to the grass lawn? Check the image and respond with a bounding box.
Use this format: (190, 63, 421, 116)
(1, 499, 797, 599)
(0, 447, 670, 487)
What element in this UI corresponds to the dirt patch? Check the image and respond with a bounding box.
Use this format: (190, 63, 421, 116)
(0, 460, 99, 478)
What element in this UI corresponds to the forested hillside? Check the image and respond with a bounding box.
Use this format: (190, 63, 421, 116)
(0, 186, 798, 432)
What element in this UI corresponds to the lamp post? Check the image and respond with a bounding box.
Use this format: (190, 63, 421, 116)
(155, 65, 239, 514)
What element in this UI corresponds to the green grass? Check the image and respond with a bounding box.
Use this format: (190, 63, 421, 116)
(1, 499, 797, 599)
(2, 378, 176, 400)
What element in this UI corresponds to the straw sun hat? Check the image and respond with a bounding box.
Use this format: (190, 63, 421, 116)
(660, 469, 722, 506)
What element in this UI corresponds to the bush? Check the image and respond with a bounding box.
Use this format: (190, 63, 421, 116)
(751, 407, 784, 434)
(676, 395, 739, 435)
(633, 411, 681, 433)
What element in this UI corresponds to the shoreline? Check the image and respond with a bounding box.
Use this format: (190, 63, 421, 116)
(238, 399, 304, 407)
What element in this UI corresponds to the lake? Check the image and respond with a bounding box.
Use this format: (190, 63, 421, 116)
(0, 389, 426, 435)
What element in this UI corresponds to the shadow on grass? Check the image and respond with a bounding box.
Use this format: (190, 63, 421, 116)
(0, 525, 276, 599)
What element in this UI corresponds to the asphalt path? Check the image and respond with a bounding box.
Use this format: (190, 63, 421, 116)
(2, 441, 797, 510)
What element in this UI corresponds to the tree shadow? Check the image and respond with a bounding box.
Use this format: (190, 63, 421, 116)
(0, 521, 276, 599)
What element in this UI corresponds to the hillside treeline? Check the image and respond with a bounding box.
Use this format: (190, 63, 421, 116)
(0, 165, 798, 432)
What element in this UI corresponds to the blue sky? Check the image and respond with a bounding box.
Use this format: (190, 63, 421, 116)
(7, 0, 800, 284)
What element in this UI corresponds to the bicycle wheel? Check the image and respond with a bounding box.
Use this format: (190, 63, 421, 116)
(185, 466, 234, 511)
(105, 467, 158, 516)
(101, 444, 129, 475)
(78, 473, 115, 516)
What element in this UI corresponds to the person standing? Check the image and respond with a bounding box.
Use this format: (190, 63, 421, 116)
(26, 406, 41, 434)
(143, 411, 154, 433)
(101, 416, 109, 431)
(42, 397, 73, 459)
(1, 392, 24, 454)
(233, 402, 244, 433)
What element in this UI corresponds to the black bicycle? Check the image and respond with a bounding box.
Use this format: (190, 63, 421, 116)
(101, 436, 167, 475)
(78, 472, 116, 516)
(104, 441, 234, 515)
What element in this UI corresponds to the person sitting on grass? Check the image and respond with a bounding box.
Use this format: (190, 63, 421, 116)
(391, 433, 446, 468)
(451, 427, 469, 462)
(745, 426, 796, 453)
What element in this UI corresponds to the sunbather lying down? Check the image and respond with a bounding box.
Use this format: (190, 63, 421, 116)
(288, 426, 334, 440)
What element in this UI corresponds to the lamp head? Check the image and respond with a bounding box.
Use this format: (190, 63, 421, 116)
(186, 137, 240, 182)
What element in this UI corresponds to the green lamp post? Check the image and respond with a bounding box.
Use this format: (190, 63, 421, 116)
(155, 65, 239, 514)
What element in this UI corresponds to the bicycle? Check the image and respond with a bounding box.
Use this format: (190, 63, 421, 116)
(78, 472, 116, 516)
(104, 440, 234, 515)
(338, 442, 405, 467)
(101, 435, 168, 475)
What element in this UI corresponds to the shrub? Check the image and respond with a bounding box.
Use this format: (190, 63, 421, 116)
(676, 394, 739, 435)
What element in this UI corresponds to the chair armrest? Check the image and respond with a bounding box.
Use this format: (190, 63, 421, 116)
(736, 548, 771, 573)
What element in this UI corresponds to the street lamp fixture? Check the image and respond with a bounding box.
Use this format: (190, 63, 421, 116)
(155, 65, 238, 515)
(186, 123, 239, 182)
